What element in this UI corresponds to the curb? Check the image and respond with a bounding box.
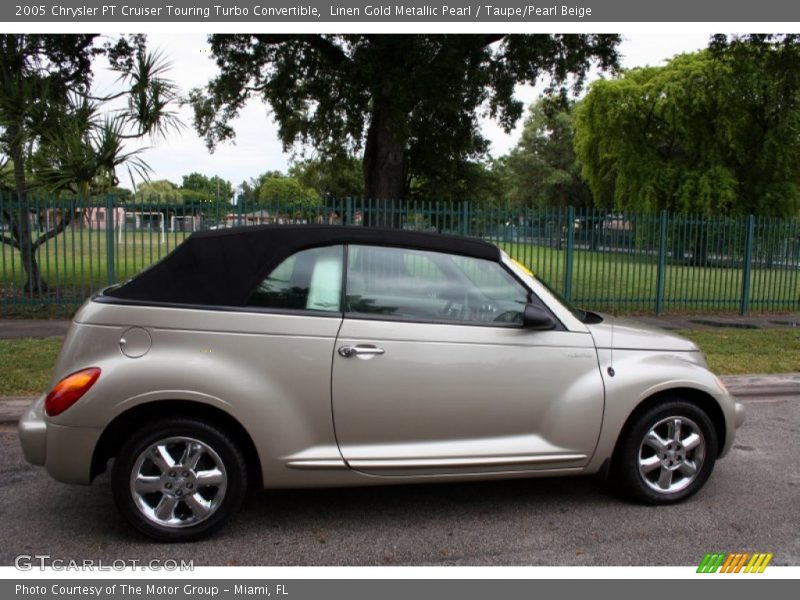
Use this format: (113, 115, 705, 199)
(1, 374, 798, 425)
(727, 386, 799, 398)
(0, 397, 33, 425)
(721, 375, 800, 398)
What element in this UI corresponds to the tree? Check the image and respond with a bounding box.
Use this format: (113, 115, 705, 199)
(181, 172, 234, 203)
(288, 156, 363, 199)
(574, 36, 800, 218)
(506, 97, 593, 209)
(256, 174, 322, 217)
(0, 34, 180, 292)
(133, 179, 179, 201)
(408, 159, 508, 207)
(180, 172, 234, 220)
(191, 34, 619, 224)
(236, 170, 293, 206)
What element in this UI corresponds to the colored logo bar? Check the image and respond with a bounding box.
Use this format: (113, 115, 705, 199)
(697, 552, 773, 573)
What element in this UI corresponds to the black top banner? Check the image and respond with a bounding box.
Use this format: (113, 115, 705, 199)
(5, 0, 800, 22)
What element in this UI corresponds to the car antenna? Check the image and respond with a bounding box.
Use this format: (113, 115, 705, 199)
(608, 300, 616, 378)
(607, 220, 617, 378)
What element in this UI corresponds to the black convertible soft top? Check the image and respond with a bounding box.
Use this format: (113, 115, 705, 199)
(104, 225, 501, 307)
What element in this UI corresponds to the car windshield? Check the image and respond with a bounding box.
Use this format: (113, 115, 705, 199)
(532, 274, 591, 323)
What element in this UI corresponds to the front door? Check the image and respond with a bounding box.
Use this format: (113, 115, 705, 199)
(331, 245, 605, 476)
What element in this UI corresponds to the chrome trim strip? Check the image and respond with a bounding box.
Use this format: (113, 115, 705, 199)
(285, 459, 349, 470)
(348, 453, 587, 470)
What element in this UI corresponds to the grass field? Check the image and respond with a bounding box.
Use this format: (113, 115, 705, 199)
(0, 337, 62, 396)
(680, 328, 800, 375)
(0, 229, 190, 294)
(1, 231, 798, 315)
(0, 328, 797, 397)
(498, 242, 800, 313)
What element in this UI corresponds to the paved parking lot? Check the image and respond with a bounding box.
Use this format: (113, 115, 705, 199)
(1, 394, 798, 567)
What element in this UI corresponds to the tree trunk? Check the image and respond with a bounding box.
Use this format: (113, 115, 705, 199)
(8, 126, 48, 294)
(362, 97, 407, 228)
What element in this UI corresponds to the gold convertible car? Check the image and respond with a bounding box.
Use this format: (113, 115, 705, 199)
(19, 226, 745, 541)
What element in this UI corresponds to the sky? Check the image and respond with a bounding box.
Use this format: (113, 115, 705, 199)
(92, 32, 715, 191)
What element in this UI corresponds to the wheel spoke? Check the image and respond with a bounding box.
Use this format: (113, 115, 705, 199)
(133, 475, 162, 495)
(195, 468, 225, 488)
(151, 444, 176, 473)
(180, 442, 204, 471)
(184, 493, 212, 519)
(639, 455, 661, 474)
(678, 460, 698, 478)
(657, 467, 673, 490)
(683, 433, 702, 451)
(643, 430, 668, 452)
(154, 495, 179, 521)
(667, 418, 682, 442)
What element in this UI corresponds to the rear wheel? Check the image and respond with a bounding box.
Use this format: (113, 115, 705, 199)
(614, 400, 718, 504)
(111, 418, 247, 542)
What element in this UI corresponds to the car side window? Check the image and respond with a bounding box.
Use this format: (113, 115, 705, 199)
(247, 246, 343, 312)
(346, 245, 529, 325)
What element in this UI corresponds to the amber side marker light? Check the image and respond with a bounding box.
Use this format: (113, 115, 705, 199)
(44, 367, 101, 417)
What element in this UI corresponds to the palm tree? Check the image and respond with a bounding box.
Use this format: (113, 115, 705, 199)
(0, 35, 180, 293)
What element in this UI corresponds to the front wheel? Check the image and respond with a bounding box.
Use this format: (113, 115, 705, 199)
(614, 400, 718, 504)
(111, 418, 247, 542)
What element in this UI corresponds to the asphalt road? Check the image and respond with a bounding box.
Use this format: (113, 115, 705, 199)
(1, 395, 798, 567)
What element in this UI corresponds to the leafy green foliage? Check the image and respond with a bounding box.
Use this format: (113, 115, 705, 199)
(256, 174, 322, 215)
(0, 34, 181, 291)
(130, 175, 234, 219)
(505, 98, 592, 209)
(575, 36, 800, 217)
(2, 38, 180, 197)
(191, 34, 619, 201)
(133, 179, 179, 200)
(288, 156, 363, 199)
(181, 172, 234, 203)
(409, 159, 508, 207)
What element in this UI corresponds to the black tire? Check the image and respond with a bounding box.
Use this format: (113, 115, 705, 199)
(112, 417, 247, 542)
(613, 399, 718, 504)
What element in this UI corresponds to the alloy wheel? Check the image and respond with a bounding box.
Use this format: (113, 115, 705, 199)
(129, 436, 228, 528)
(637, 416, 706, 494)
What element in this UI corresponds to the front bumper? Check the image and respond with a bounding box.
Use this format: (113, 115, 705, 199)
(734, 399, 746, 429)
(17, 395, 101, 485)
(717, 392, 745, 458)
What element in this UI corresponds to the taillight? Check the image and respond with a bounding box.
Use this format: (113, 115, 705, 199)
(44, 367, 101, 416)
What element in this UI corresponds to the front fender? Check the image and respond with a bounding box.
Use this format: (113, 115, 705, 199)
(586, 349, 740, 472)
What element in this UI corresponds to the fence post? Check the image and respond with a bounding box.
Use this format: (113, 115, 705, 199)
(740, 214, 755, 315)
(345, 197, 353, 225)
(105, 194, 116, 285)
(655, 209, 668, 315)
(462, 201, 470, 236)
(564, 205, 575, 302)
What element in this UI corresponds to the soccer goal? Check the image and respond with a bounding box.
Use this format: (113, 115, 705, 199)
(169, 214, 198, 233)
(117, 210, 166, 244)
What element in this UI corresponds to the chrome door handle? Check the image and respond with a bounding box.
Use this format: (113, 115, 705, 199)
(338, 345, 385, 358)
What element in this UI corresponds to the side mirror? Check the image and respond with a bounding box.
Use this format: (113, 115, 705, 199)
(522, 304, 557, 330)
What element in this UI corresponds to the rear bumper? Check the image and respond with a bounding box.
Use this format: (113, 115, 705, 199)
(17, 395, 100, 485)
(18, 396, 46, 466)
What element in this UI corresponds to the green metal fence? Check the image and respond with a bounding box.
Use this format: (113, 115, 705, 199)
(1, 192, 799, 317)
